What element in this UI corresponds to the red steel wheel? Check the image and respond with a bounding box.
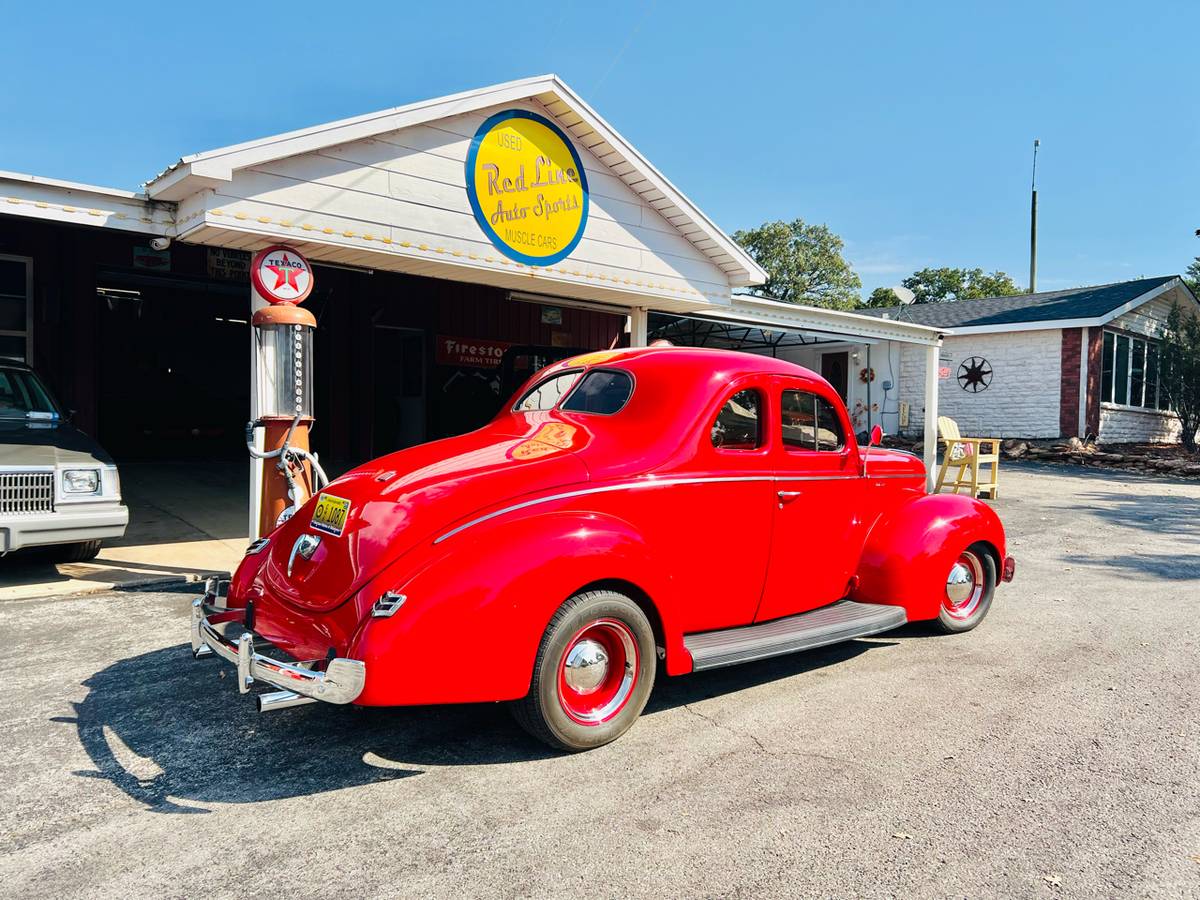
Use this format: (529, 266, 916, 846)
(937, 546, 996, 633)
(512, 590, 656, 751)
(556, 618, 639, 725)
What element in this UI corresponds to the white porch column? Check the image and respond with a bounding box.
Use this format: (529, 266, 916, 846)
(248, 288, 267, 539)
(923, 341, 941, 492)
(628, 307, 649, 347)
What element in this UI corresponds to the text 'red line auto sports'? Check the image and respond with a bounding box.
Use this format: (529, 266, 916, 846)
(191, 346, 1014, 751)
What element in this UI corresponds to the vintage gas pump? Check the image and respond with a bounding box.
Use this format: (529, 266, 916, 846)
(246, 245, 327, 537)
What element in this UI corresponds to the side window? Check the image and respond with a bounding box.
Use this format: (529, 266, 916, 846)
(514, 371, 580, 412)
(711, 389, 762, 450)
(782, 390, 845, 452)
(561, 369, 633, 415)
(814, 396, 845, 451)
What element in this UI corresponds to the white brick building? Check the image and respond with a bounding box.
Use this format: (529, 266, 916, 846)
(861, 276, 1200, 444)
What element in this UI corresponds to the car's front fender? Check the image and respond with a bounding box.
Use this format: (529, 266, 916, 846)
(348, 510, 674, 706)
(851, 493, 1007, 621)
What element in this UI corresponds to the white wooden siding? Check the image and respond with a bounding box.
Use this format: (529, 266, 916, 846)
(181, 97, 734, 305)
(1109, 292, 1184, 338)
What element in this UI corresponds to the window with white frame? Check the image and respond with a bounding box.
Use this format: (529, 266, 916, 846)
(0, 255, 32, 363)
(1101, 330, 1166, 410)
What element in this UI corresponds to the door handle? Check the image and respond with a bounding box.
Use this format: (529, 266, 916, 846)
(777, 490, 802, 507)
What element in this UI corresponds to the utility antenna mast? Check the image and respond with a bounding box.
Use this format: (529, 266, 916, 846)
(1029, 139, 1040, 293)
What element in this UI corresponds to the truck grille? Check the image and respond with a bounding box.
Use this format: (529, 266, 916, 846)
(0, 472, 55, 515)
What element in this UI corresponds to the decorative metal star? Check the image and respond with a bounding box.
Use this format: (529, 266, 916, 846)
(958, 357, 993, 392)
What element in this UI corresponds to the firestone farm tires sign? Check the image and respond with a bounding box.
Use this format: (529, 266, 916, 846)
(251, 245, 314, 305)
(466, 110, 589, 267)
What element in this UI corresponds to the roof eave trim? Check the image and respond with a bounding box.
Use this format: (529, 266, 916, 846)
(544, 79, 767, 285)
(937, 278, 1194, 334)
(143, 74, 765, 283)
(719, 296, 946, 346)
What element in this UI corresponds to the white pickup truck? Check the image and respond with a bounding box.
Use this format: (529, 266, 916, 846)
(0, 362, 127, 561)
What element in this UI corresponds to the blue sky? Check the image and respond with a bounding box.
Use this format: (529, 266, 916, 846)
(2, 1, 1196, 296)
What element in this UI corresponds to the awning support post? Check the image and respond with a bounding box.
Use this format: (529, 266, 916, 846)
(248, 288, 266, 539)
(628, 307, 648, 348)
(923, 341, 941, 492)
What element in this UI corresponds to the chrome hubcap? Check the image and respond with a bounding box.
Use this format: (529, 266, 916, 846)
(557, 618, 639, 725)
(944, 552, 985, 620)
(563, 639, 609, 695)
(946, 561, 975, 605)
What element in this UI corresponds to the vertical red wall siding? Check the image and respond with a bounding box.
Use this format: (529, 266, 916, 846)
(1085, 327, 1102, 437)
(431, 280, 624, 349)
(1059, 327, 1082, 437)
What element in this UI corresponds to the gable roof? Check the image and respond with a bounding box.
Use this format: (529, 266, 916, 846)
(860, 276, 1192, 330)
(144, 74, 765, 287)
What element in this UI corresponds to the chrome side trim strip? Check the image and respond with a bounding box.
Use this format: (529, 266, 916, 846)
(776, 474, 860, 482)
(433, 476, 774, 544)
(433, 470, 926, 545)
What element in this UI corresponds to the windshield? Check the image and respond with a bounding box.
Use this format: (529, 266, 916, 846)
(0, 368, 59, 419)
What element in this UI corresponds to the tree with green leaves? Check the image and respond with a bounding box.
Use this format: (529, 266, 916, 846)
(1184, 256, 1200, 296)
(874, 267, 1023, 305)
(1159, 302, 1200, 452)
(864, 286, 907, 308)
(733, 219, 862, 310)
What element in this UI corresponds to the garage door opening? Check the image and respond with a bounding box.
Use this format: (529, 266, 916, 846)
(96, 271, 249, 461)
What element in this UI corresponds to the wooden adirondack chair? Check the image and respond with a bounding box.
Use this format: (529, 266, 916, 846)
(935, 416, 1000, 499)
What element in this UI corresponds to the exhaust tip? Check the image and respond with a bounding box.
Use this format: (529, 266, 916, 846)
(257, 689, 318, 713)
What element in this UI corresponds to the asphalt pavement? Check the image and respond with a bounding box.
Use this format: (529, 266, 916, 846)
(2, 462, 1198, 898)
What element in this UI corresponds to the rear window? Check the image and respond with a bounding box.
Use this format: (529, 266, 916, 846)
(561, 370, 633, 415)
(514, 371, 581, 412)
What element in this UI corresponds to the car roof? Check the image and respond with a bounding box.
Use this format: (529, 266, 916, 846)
(554, 345, 819, 382)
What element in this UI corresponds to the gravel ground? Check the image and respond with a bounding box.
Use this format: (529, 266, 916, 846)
(2, 462, 1198, 898)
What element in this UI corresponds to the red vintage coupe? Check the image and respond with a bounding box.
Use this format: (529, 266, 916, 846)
(192, 347, 1013, 750)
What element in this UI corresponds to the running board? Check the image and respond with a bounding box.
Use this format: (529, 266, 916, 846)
(684, 600, 907, 672)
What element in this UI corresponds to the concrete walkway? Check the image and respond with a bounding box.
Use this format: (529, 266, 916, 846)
(0, 463, 247, 601)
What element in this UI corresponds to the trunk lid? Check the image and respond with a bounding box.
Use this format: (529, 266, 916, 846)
(262, 418, 589, 612)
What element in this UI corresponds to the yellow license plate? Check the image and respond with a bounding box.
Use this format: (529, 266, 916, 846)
(311, 493, 351, 536)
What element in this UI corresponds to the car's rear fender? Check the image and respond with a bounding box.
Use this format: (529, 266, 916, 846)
(348, 510, 676, 706)
(851, 493, 1007, 622)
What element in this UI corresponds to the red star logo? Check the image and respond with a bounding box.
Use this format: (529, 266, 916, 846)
(264, 253, 305, 294)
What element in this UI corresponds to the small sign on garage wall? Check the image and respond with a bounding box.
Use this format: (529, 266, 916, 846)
(541, 306, 563, 325)
(133, 246, 171, 271)
(208, 247, 251, 281)
(436, 335, 513, 368)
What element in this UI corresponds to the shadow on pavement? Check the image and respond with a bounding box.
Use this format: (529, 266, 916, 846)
(60, 637, 897, 813)
(1067, 490, 1200, 536)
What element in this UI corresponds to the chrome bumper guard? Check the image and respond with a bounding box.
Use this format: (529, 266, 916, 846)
(191, 576, 366, 710)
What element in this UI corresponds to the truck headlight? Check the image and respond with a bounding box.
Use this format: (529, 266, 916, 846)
(63, 469, 100, 494)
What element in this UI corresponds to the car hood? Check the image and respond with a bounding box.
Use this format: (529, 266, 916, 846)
(0, 420, 115, 468)
(864, 446, 927, 477)
(258, 418, 590, 612)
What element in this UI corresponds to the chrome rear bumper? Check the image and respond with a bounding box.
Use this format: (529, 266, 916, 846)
(190, 576, 366, 710)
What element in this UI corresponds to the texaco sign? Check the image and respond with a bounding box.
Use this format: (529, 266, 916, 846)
(250, 245, 314, 305)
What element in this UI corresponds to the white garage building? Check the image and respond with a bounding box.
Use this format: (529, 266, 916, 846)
(859, 276, 1200, 443)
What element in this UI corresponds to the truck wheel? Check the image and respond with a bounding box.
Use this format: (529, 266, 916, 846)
(512, 590, 656, 752)
(56, 540, 103, 563)
(937, 546, 996, 633)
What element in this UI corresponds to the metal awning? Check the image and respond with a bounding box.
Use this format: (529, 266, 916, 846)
(648, 312, 840, 352)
